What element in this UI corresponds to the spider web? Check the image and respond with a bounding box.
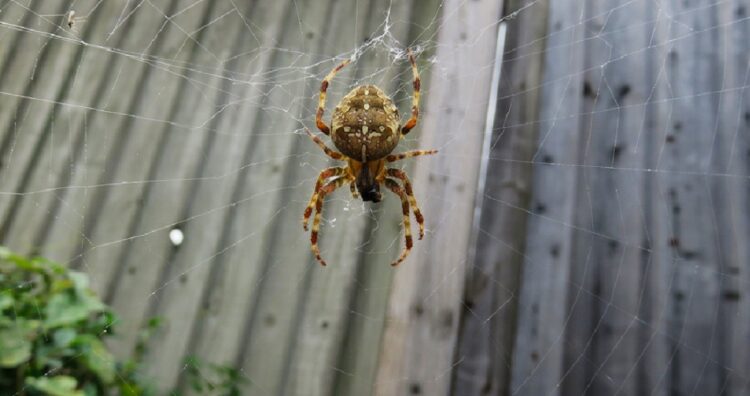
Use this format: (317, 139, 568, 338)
(0, 0, 748, 395)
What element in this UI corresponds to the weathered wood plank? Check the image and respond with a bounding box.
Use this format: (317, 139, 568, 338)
(637, 1, 674, 394)
(658, 1, 724, 394)
(0, 0, 36, 78)
(0, 0, 100, 246)
(6, 0, 212, 297)
(133, 2, 308, 390)
(224, 0, 387, 393)
(278, 2, 420, 395)
(73, 0, 218, 299)
(0, 0, 52, 96)
(373, 0, 504, 394)
(719, 1, 750, 395)
(176, 0, 331, 394)
(508, 0, 586, 394)
(0, 0, 70, 146)
(102, 0, 266, 363)
(331, 0, 444, 394)
(580, 2, 649, 394)
(2, 0, 157, 259)
(451, 0, 547, 394)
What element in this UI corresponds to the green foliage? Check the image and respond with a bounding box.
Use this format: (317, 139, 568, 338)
(0, 247, 247, 396)
(0, 246, 146, 395)
(182, 356, 248, 396)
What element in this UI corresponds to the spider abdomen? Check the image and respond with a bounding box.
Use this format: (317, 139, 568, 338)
(330, 84, 400, 161)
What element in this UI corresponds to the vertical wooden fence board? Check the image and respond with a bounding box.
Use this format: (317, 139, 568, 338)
(10, 0, 207, 289)
(0, 0, 101, 244)
(103, 0, 266, 361)
(721, 1, 750, 394)
(0, 0, 41, 81)
(75, 0, 216, 299)
(508, 0, 585, 394)
(331, 0, 444, 394)
(179, 0, 330, 394)
(227, 4, 367, 394)
(713, 1, 750, 394)
(279, 2, 417, 395)
(14, 0, 176, 263)
(373, 0, 503, 395)
(38, 0, 206, 263)
(1, 1, 97, 255)
(137, 4, 296, 390)
(451, 0, 547, 395)
(235, 1, 408, 395)
(561, 4, 599, 391)
(581, 2, 649, 395)
(637, 1, 674, 394)
(659, 1, 723, 394)
(0, 0, 70, 149)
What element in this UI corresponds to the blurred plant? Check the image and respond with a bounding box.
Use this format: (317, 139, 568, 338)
(0, 246, 154, 395)
(0, 247, 246, 396)
(181, 356, 248, 396)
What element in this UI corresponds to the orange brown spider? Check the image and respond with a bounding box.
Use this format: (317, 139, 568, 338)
(302, 49, 437, 267)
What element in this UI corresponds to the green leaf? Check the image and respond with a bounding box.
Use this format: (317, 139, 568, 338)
(44, 291, 105, 328)
(68, 272, 90, 293)
(0, 326, 32, 367)
(76, 335, 116, 384)
(53, 328, 77, 348)
(25, 376, 85, 396)
(0, 293, 13, 311)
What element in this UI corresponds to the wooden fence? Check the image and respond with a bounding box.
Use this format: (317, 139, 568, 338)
(1, 0, 749, 395)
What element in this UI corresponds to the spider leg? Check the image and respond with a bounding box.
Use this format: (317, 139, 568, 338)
(310, 177, 350, 266)
(400, 49, 421, 135)
(387, 169, 425, 240)
(384, 178, 414, 266)
(385, 149, 438, 163)
(303, 167, 346, 231)
(349, 181, 359, 199)
(305, 127, 345, 160)
(317, 58, 352, 135)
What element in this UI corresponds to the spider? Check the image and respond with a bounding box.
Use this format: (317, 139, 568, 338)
(303, 49, 437, 267)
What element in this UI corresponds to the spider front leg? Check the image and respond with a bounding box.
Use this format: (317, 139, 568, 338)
(386, 149, 438, 163)
(387, 168, 425, 239)
(310, 177, 350, 266)
(316, 58, 352, 135)
(303, 167, 346, 231)
(305, 127, 345, 160)
(400, 49, 421, 135)
(384, 178, 414, 266)
(349, 181, 359, 199)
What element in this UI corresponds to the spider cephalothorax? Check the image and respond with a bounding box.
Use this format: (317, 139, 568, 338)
(302, 49, 437, 267)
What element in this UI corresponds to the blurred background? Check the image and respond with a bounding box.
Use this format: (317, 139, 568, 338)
(1, 0, 749, 395)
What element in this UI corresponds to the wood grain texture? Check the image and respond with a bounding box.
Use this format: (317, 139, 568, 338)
(373, 0, 504, 395)
(451, 1, 546, 395)
(331, 0, 443, 394)
(658, 1, 724, 394)
(508, 0, 586, 394)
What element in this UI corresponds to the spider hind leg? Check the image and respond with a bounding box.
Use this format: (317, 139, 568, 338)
(387, 168, 425, 239)
(309, 177, 350, 266)
(384, 178, 414, 266)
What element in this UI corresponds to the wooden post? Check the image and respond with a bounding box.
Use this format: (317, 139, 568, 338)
(451, 0, 548, 394)
(373, 0, 504, 394)
(508, 0, 585, 394)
